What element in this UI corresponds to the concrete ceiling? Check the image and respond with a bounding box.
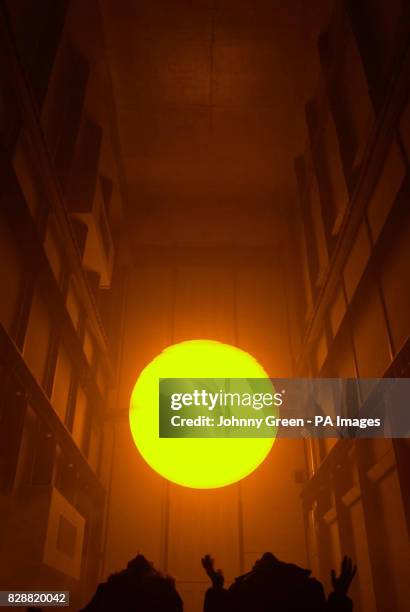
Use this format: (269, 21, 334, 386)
(100, 0, 332, 253)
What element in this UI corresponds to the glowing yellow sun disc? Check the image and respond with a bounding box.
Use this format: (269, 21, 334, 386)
(129, 340, 275, 489)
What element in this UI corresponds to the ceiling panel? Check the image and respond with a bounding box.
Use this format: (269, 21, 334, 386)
(100, 0, 332, 250)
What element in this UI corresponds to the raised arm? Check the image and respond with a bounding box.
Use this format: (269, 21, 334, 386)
(201, 554, 224, 589)
(201, 554, 228, 612)
(328, 556, 357, 612)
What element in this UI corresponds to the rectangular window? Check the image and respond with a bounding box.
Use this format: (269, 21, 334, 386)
(23, 290, 52, 387)
(0, 372, 27, 492)
(351, 277, 391, 381)
(13, 404, 37, 489)
(44, 219, 63, 284)
(315, 332, 328, 373)
(56, 515, 77, 558)
(0, 215, 24, 335)
(321, 114, 349, 237)
(31, 422, 55, 486)
(310, 176, 329, 286)
(343, 222, 371, 302)
(329, 288, 346, 338)
(51, 45, 90, 188)
(71, 385, 90, 455)
(66, 278, 81, 331)
(367, 139, 406, 243)
(83, 327, 95, 366)
(320, 27, 374, 183)
(322, 332, 356, 378)
(88, 420, 100, 472)
(12, 132, 42, 218)
(341, 33, 374, 172)
(51, 344, 72, 422)
(99, 204, 111, 259)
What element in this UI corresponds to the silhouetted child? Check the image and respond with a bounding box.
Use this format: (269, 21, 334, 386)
(202, 552, 356, 611)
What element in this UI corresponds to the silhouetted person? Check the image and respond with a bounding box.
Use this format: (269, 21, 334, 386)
(202, 552, 356, 612)
(80, 554, 183, 612)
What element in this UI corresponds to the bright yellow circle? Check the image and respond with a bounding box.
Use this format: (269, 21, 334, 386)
(129, 340, 275, 489)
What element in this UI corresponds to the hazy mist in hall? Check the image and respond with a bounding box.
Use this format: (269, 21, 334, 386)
(0, 0, 409, 611)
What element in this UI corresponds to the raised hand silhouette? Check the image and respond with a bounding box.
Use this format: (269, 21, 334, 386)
(331, 556, 357, 597)
(201, 554, 224, 589)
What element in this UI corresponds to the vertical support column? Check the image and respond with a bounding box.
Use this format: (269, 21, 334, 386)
(160, 264, 178, 573)
(232, 258, 245, 575)
(353, 440, 399, 612)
